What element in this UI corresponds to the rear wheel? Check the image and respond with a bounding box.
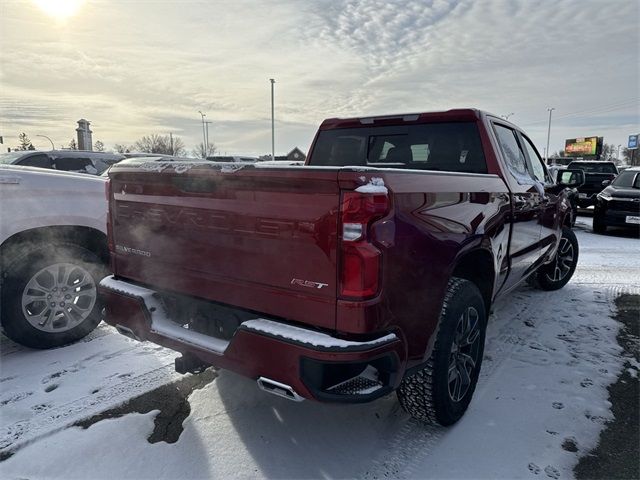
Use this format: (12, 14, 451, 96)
(1, 243, 106, 349)
(531, 227, 579, 291)
(397, 278, 486, 426)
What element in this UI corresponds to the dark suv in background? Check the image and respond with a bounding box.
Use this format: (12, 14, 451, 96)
(0, 150, 125, 175)
(593, 166, 640, 233)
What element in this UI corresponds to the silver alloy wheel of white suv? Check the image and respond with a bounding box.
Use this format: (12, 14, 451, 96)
(21, 262, 97, 333)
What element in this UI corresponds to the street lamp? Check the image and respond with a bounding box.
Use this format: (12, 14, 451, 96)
(545, 107, 555, 162)
(204, 121, 212, 156)
(198, 111, 207, 158)
(270, 78, 275, 160)
(36, 134, 55, 150)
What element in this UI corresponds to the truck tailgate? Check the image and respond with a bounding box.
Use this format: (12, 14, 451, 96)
(108, 164, 340, 330)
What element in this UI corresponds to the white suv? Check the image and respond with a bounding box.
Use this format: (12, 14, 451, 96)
(0, 165, 108, 348)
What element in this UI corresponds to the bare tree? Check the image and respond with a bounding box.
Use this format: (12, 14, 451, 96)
(600, 143, 615, 160)
(134, 134, 186, 156)
(94, 140, 105, 152)
(168, 136, 186, 156)
(16, 132, 34, 151)
(193, 141, 218, 159)
(623, 147, 639, 166)
(114, 144, 131, 153)
(68, 138, 78, 150)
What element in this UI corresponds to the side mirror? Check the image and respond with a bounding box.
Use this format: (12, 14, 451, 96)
(557, 169, 585, 188)
(601, 179, 611, 187)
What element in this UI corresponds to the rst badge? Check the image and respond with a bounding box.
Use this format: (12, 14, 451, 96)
(291, 278, 328, 289)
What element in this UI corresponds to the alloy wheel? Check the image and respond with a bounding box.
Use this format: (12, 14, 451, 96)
(547, 238, 574, 282)
(21, 263, 97, 333)
(448, 306, 481, 402)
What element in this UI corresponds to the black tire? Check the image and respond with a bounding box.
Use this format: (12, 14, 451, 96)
(531, 226, 579, 291)
(593, 214, 607, 234)
(1, 243, 106, 349)
(397, 278, 487, 426)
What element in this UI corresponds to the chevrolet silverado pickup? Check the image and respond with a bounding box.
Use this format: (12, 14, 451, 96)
(99, 109, 583, 426)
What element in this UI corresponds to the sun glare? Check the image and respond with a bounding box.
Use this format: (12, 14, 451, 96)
(33, 0, 85, 20)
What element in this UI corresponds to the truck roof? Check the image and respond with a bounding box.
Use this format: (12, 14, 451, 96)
(319, 108, 492, 130)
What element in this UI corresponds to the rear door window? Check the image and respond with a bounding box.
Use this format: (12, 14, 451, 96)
(310, 122, 487, 174)
(53, 157, 94, 172)
(16, 154, 52, 168)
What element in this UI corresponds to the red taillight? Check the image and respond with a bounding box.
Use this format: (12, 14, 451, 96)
(339, 191, 390, 299)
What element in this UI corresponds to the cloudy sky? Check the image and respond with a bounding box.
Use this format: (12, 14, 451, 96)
(1, 0, 638, 156)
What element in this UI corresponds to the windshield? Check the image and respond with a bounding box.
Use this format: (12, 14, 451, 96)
(567, 162, 617, 174)
(612, 170, 640, 188)
(0, 151, 28, 164)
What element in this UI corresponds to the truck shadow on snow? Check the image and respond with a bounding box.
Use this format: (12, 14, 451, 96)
(214, 369, 430, 479)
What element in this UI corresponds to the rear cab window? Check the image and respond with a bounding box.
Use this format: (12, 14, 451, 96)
(309, 122, 488, 174)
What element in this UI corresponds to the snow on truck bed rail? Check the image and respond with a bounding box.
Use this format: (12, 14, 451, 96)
(355, 177, 388, 194)
(241, 319, 397, 349)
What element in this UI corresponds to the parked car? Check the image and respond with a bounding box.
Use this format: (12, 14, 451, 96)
(0, 150, 125, 175)
(0, 165, 108, 348)
(99, 109, 583, 426)
(566, 160, 618, 208)
(593, 166, 640, 233)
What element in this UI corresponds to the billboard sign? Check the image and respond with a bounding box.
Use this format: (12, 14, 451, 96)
(629, 134, 638, 150)
(564, 136, 600, 157)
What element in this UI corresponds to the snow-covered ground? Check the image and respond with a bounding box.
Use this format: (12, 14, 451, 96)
(1, 216, 638, 479)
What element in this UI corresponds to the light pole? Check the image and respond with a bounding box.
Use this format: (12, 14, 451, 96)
(36, 134, 55, 150)
(198, 111, 206, 158)
(545, 107, 555, 162)
(204, 121, 212, 156)
(270, 78, 275, 160)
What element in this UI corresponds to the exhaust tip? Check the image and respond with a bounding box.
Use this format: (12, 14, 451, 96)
(257, 377, 304, 402)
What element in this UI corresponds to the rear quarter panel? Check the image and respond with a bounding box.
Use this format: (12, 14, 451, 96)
(337, 169, 510, 364)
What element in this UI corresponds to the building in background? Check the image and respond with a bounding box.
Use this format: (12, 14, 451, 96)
(76, 119, 93, 151)
(259, 147, 306, 162)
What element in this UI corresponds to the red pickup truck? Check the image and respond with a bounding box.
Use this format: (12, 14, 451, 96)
(99, 109, 583, 426)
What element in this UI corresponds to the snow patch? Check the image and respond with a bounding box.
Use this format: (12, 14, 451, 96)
(139, 162, 195, 173)
(355, 177, 388, 194)
(220, 164, 246, 173)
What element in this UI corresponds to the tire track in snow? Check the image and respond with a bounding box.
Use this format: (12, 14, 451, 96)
(364, 289, 540, 479)
(365, 283, 626, 479)
(0, 364, 178, 456)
